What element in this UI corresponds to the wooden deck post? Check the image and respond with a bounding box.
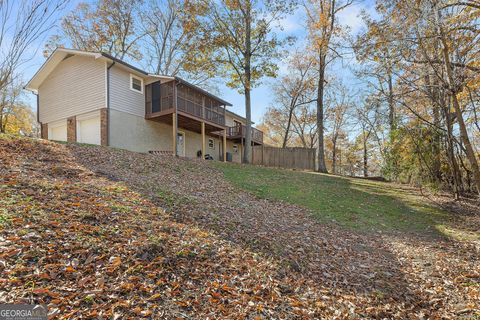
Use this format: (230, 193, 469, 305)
(172, 113, 177, 156)
(223, 129, 227, 162)
(252, 141, 254, 164)
(173, 81, 178, 157)
(201, 122, 206, 159)
(241, 137, 244, 164)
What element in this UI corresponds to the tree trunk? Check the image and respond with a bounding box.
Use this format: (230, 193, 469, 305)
(244, 87, 252, 163)
(332, 138, 337, 174)
(363, 134, 368, 177)
(437, 10, 480, 195)
(424, 70, 442, 182)
(432, 77, 442, 182)
(316, 53, 328, 173)
(450, 93, 480, 194)
(243, 4, 252, 164)
(282, 103, 295, 148)
(387, 69, 395, 132)
(444, 96, 462, 199)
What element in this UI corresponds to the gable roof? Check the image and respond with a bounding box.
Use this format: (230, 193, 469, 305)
(25, 48, 105, 92)
(99, 52, 148, 75)
(25, 48, 232, 107)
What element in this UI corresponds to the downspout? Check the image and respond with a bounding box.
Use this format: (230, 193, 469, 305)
(36, 92, 41, 138)
(107, 61, 115, 146)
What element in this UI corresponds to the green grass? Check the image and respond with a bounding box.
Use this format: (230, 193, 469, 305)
(214, 163, 462, 237)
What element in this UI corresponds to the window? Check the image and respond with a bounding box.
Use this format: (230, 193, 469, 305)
(233, 145, 238, 153)
(208, 138, 215, 149)
(130, 74, 143, 93)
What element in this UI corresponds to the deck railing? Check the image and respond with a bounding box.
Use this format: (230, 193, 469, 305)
(146, 81, 226, 126)
(227, 125, 263, 143)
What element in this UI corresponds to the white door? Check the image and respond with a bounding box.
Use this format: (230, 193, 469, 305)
(49, 123, 67, 141)
(77, 116, 101, 145)
(176, 132, 185, 157)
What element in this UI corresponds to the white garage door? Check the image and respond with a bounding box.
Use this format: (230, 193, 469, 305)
(49, 123, 67, 142)
(77, 116, 101, 145)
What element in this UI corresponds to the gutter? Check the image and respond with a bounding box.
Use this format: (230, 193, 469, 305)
(106, 61, 116, 146)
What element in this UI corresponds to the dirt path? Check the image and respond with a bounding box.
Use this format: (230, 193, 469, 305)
(69, 143, 479, 318)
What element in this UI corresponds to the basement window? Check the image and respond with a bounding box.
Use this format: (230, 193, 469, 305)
(130, 74, 143, 93)
(208, 138, 215, 149)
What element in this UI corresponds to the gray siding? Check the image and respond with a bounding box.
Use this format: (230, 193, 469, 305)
(225, 113, 245, 127)
(38, 55, 106, 124)
(109, 65, 145, 117)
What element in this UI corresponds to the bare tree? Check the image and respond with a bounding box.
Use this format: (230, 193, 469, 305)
(325, 82, 352, 174)
(45, 0, 143, 60)
(305, 0, 354, 173)
(270, 52, 316, 147)
(200, 0, 294, 163)
(1, 0, 67, 133)
(291, 104, 318, 148)
(140, 0, 215, 85)
(142, 0, 188, 75)
(354, 97, 381, 177)
(0, 0, 67, 92)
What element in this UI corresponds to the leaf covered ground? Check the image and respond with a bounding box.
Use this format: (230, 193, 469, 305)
(0, 135, 479, 319)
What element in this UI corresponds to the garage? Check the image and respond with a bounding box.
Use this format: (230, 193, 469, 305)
(76, 113, 101, 145)
(48, 121, 67, 141)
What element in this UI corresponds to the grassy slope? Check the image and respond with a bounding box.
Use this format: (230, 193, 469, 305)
(215, 162, 467, 237)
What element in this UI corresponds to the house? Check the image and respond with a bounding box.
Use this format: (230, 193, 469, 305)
(25, 48, 263, 163)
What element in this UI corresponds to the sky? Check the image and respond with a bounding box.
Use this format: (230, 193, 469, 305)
(15, 0, 378, 124)
(221, 0, 379, 122)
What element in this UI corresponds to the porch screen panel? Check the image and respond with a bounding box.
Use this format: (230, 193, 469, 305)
(152, 81, 161, 113)
(205, 98, 225, 125)
(177, 84, 202, 118)
(145, 84, 152, 114)
(160, 82, 174, 111)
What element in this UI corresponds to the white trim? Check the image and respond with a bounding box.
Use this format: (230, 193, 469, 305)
(130, 73, 144, 94)
(48, 119, 67, 128)
(146, 74, 175, 84)
(76, 110, 100, 121)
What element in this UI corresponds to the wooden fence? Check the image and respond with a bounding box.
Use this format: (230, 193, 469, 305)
(251, 145, 315, 171)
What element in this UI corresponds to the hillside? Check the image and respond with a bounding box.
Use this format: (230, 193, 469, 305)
(0, 135, 479, 319)
(216, 161, 480, 240)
